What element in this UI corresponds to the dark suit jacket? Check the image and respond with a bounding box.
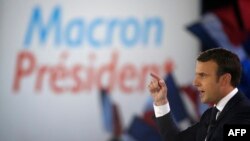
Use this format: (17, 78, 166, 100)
(156, 92, 250, 141)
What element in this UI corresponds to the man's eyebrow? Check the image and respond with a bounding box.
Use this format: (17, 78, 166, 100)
(196, 72, 208, 75)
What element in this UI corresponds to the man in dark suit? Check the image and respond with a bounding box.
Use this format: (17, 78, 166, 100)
(148, 48, 250, 141)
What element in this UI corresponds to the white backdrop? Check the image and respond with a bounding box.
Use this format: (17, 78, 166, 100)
(0, 0, 199, 141)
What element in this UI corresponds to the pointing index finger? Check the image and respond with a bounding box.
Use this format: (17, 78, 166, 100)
(150, 72, 161, 81)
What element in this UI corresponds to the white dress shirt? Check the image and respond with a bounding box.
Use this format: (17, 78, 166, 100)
(214, 88, 238, 119)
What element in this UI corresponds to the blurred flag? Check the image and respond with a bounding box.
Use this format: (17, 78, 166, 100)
(200, 0, 250, 46)
(187, 12, 247, 60)
(187, 22, 218, 51)
(127, 116, 161, 141)
(165, 73, 193, 129)
(112, 103, 123, 138)
(100, 89, 114, 133)
(240, 59, 250, 99)
(141, 97, 158, 129)
(100, 89, 123, 141)
(181, 85, 200, 122)
(181, 85, 209, 121)
(243, 36, 250, 56)
(187, 0, 250, 99)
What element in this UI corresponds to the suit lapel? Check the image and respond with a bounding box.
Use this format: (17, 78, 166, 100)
(207, 92, 245, 141)
(216, 92, 243, 122)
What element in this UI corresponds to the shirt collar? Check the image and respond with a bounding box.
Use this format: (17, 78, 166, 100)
(215, 88, 238, 112)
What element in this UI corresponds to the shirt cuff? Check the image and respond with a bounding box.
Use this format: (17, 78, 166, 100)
(153, 103, 170, 117)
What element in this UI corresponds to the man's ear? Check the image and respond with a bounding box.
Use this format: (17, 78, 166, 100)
(220, 73, 232, 86)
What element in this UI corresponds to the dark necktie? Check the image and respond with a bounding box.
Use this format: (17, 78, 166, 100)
(206, 107, 219, 140)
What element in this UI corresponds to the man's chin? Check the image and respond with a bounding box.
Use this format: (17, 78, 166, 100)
(200, 99, 214, 105)
(200, 98, 208, 104)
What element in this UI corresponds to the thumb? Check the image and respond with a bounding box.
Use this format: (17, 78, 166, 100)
(158, 79, 167, 89)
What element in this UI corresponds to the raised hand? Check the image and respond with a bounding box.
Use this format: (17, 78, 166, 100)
(148, 73, 168, 106)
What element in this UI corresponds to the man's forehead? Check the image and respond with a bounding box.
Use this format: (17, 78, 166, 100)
(196, 60, 218, 66)
(195, 61, 218, 72)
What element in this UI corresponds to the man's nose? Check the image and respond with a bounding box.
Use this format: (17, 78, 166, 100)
(193, 77, 200, 87)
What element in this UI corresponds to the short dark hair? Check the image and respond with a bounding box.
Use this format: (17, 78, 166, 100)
(197, 48, 241, 87)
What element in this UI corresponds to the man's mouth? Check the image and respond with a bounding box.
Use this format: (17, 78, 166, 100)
(199, 90, 205, 96)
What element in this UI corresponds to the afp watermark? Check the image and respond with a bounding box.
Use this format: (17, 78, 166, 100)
(224, 124, 250, 141)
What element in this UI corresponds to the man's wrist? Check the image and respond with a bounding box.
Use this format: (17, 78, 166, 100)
(155, 99, 168, 106)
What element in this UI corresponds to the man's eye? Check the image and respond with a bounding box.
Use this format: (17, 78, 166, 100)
(200, 74, 206, 78)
